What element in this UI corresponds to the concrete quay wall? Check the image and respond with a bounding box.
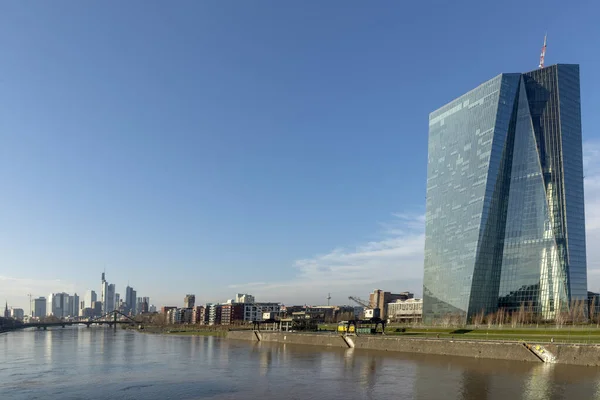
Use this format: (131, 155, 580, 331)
(226, 331, 600, 366)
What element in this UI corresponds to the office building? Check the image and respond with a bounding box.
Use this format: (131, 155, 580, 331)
(101, 272, 108, 313)
(85, 290, 97, 309)
(368, 290, 413, 319)
(387, 298, 423, 322)
(69, 293, 79, 317)
(243, 303, 280, 322)
(125, 286, 137, 315)
(11, 308, 24, 320)
(423, 64, 587, 323)
(184, 294, 195, 308)
(105, 284, 116, 313)
(91, 301, 102, 317)
(33, 297, 46, 319)
(48, 292, 69, 317)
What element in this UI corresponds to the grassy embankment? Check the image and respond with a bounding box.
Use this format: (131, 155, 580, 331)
(318, 324, 600, 344)
(129, 324, 251, 337)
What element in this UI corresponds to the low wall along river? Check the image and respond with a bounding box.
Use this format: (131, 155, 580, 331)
(227, 330, 600, 366)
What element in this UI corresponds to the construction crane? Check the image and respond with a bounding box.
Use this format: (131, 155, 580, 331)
(327, 293, 331, 306)
(348, 296, 380, 320)
(538, 34, 547, 69)
(348, 296, 371, 308)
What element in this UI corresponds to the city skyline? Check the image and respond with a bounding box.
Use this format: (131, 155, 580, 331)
(2, 2, 600, 310)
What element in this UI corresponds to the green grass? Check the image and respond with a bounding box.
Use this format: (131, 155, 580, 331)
(317, 323, 600, 344)
(380, 326, 600, 344)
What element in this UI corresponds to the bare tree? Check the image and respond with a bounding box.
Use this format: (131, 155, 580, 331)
(590, 296, 596, 326)
(510, 311, 518, 328)
(497, 308, 506, 328)
(486, 311, 496, 328)
(473, 309, 485, 327)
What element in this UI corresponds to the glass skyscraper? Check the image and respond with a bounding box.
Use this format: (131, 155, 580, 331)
(423, 64, 587, 323)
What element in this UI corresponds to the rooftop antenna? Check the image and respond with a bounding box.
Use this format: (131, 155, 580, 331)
(327, 293, 331, 306)
(538, 33, 547, 69)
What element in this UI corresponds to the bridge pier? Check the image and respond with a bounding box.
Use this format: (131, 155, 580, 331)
(86, 323, 90, 328)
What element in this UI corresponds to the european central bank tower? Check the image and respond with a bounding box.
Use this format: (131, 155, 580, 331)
(423, 64, 587, 323)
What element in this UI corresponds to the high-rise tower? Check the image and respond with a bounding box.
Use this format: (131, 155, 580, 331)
(423, 64, 587, 323)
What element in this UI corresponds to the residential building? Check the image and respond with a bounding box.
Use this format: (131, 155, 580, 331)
(221, 303, 244, 325)
(149, 305, 157, 313)
(167, 308, 179, 324)
(180, 308, 193, 324)
(33, 297, 46, 319)
(423, 64, 587, 323)
(84, 290, 97, 309)
(387, 298, 423, 322)
(235, 294, 255, 304)
(11, 308, 24, 320)
(162, 306, 177, 317)
(184, 294, 195, 308)
(368, 290, 412, 319)
(208, 304, 222, 325)
(192, 306, 206, 324)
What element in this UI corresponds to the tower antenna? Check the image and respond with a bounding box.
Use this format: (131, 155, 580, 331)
(327, 293, 331, 306)
(538, 33, 547, 69)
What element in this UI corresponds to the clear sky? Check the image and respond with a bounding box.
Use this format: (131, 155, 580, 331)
(2, 1, 600, 310)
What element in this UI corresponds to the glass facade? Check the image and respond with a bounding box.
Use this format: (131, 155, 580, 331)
(423, 65, 587, 323)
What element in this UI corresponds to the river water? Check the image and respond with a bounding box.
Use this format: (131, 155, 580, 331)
(2, 327, 600, 399)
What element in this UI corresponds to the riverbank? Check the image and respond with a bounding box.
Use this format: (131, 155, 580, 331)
(227, 330, 600, 366)
(127, 325, 229, 337)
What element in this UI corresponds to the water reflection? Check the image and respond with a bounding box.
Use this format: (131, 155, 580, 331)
(4, 329, 600, 399)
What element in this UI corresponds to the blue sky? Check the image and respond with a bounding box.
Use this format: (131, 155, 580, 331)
(2, 1, 600, 309)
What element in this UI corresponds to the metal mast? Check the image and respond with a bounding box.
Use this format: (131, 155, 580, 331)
(538, 34, 547, 69)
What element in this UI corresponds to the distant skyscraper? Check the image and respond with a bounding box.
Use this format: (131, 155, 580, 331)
(85, 290, 97, 309)
(423, 64, 587, 323)
(33, 297, 46, 318)
(184, 294, 195, 308)
(101, 272, 108, 314)
(115, 293, 120, 309)
(69, 293, 79, 317)
(106, 284, 116, 313)
(125, 286, 136, 315)
(48, 293, 69, 317)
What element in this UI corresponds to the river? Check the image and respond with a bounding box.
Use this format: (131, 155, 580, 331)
(2, 327, 600, 399)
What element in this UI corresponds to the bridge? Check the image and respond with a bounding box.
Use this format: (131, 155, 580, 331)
(1, 310, 138, 332)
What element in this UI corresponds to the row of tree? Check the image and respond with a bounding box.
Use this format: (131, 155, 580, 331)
(433, 299, 593, 328)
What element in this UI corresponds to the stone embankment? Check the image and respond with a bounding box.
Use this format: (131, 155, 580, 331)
(227, 330, 600, 366)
